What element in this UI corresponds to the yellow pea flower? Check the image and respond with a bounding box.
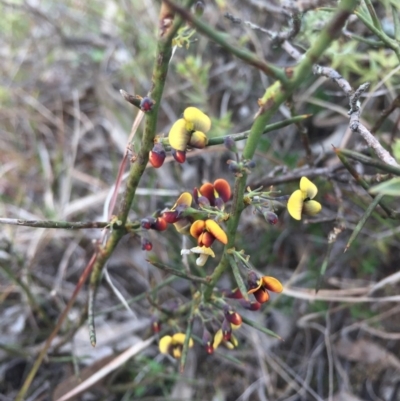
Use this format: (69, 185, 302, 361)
(168, 107, 211, 163)
(159, 333, 194, 359)
(287, 176, 322, 220)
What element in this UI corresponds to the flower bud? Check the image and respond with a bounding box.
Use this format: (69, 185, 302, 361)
(149, 143, 166, 168)
(224, 309, 242, 326)
(227, 160, 240, 174)
(224, 135, 237, 152)
(254, 288, 269, 303)
(264, 211, 278, 225)
(153, 217, 167, 231)
(141, 217, 157, 230)
(171, 149, 186, 163)
(141, 238, 153, 251)
(245, 159, 256, 169)
(151, 317, 161, 333)
(140, 96, 155, 112)
(247, 270, 260, 292)
(162, 210, 180, 224)
(194, 0, 205, 17)
(202, 328, 214, 354)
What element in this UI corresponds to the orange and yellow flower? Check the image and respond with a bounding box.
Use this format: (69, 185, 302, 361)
(168, 107, 211, 163)
(247, 271, 283, 303)
(159, 333, 193, 359)
(194, 178, 231, 209)
(190, 219, 228, 247)
(287, 176, 322, 220)
(162, 192, 193, 235)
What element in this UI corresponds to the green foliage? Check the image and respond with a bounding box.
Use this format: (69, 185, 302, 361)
(175, 55, 211, 105)
(370, 177, 400, 196)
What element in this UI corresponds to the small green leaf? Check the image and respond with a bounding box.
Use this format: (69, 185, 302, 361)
(370, 178, 400, 196)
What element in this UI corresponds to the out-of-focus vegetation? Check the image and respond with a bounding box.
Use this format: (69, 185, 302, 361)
(1, 0, 400, 400)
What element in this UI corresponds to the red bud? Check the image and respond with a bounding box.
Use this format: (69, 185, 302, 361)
(172, 149, 186, 163)
(141, 238, 153, 251)
(140, 96, 155, 112)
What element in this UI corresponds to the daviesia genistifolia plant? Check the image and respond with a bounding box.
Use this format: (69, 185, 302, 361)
(143, 104, 321, 358)
(14, 0, 367, 397)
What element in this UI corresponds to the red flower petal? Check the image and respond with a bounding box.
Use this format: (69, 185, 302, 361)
(214, 179, 231, 202)
(199, 182, 215, 204)
(253, 288, 270, 303)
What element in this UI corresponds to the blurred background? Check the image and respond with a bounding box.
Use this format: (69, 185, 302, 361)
(1, 0, 400, 400)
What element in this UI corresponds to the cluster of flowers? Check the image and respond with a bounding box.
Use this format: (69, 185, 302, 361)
(141, 102, 323, 360)
(149, 107, 211, 167)
(141, 178, 231, 266)
(153, 176, 322, 360)
(158, 270, 283, 359)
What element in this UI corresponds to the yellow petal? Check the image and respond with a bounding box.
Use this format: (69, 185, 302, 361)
(189, 130, 208, 149)
(172, 192, 192, 210)
(190, 220, 206, 239)
(171, 333, 193, 347)
(303, 200, 322, 216)
(224, 335, 239, 350)
(261, 276, 283, 293)
(190, 246, 215, 256)
(230, 334, 239, 347)
(300, 176, 318, 199)
(183, 107, 211, 133)
(287, 189, 304, 220)
(172, 347, 182, 359)
(213, 329, 223, 350)
(159, 335, 172, 354)
(205, 220, 228, 244)
(169, 119, 190, 151)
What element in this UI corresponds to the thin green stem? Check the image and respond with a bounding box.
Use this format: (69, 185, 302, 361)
(88, 7, 188, 345)
(345, 193, 384, 252)
(355, 10, 400, 62)
(99, 275, 177, 315)
(208, 115, 311, 146)
(337, 148, 400, 176)
(180, 299, 196, 372)
(363, 0, 381, 30)
(161, 115, 311, 149)
(343, 29, 383, 47)
(393, 5, 400, 42)
(0, 218, 131, 230)
(227, 253, 249, 301)
(148, 260, 211, 285)
(240, 315, 282, 340)
(163, 0, 289, 83)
